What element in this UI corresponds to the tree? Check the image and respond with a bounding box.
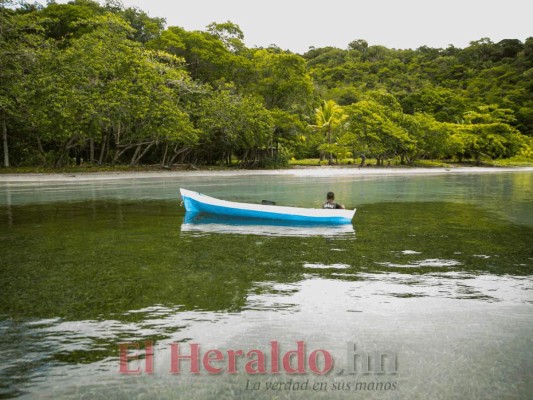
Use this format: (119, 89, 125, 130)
(348, 39, 368, 57)
(311, 100, 345, 164)
(342, 92, 413, 165)
(402, 113, 455, 162)
(25, 14, 142, 166)
(401, 86, 467, 123)
(493, 39, 523, 60)
(118, 6, 165, 43)
(269, 108, 307, 161)
(195, 89, 274, 166)
(250, 49, 314, 113)
(206, 21, 244, 53)
(38, 0, 104, 40)
(148, 25, 239, 85)
(0, 1, 15, 167)
(0, 1, 47, 167)
(454, 105, 525, 163)
(3, 0, 532, 167)
(24, 13, 198, 167)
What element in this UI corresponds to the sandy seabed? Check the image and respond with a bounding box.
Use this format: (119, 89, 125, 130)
(1, 166, 532, 183)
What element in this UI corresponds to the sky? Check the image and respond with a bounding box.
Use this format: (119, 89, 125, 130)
(36, 0, 533, 53)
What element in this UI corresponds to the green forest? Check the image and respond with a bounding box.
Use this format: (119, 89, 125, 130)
(1, 0, 532, 169)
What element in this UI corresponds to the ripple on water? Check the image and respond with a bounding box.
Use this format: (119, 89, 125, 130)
(303, 263, 351, 269)
(376, 258, 462, 268)
(400, 250, 422, 255)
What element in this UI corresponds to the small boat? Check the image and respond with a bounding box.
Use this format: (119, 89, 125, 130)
(180, 188, 356, 225)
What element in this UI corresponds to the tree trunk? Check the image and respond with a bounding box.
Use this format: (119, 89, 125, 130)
(161, 144, 168, 167)
(35, 136, 46, 163)
(112, 144, 135, 165)
(167, 149, 179, 167)
(114, 122, 121, 161)
(2, 114, 9, 167)
(241, 149, 249, 166)
(115, 122, 121, 148)
(98, 134, 107, 165)
(54, 151, 64, 168)
(89, 138, 95, 163)
(104, 131, 111, 163)
(167, 146, 190, 167)
(133, 142, 155, 165)
(327, 127, 333, 165)
(359, 154, 366, 167)
(56, 135, 80, 168)
(129, 145, 142, 166)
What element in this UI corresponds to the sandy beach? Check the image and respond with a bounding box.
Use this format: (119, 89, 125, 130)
(1, 166, 532, 183)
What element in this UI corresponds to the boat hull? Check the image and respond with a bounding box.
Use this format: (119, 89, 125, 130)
(180, 188, 355, 225)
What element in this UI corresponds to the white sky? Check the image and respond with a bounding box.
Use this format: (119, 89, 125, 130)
(38, 0, 533, 53)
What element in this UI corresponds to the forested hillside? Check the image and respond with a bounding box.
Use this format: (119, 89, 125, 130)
(1, 0, 532, 168)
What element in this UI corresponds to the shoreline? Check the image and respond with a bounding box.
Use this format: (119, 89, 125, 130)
(0, 166, 532, 183)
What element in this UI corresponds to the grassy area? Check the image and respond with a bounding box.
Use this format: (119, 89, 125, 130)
(289, 158, 456, 168)
(289, 158, 362, 166)
(485, 155, 533, 167)
(409, 160, 455, 167)
(290, 157, 533, 168)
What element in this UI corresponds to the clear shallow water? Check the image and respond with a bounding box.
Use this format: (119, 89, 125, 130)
(0, 170, 532, 399)
(2, 169, 532, 226)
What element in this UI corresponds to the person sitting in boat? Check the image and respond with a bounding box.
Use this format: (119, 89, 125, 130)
(323, 192, 345, 209)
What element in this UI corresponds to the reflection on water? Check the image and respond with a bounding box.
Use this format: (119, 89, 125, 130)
(0, 171, 532, 399)
(0, 272, 530, 399)
(181, 213, 356, 237)
(376, 258, 463, 268)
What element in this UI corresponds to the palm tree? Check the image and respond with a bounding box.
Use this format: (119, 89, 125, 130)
(313, 100, 344, 165)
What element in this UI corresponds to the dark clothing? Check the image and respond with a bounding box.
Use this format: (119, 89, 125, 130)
(323, 201, 343, 209)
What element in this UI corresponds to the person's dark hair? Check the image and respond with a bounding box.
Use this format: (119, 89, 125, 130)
(327, 191, 335, 200)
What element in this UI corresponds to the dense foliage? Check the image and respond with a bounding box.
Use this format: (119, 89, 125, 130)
(1, 0, 532, 168)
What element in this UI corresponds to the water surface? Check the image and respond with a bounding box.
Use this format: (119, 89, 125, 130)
(0, 170, 531, 399)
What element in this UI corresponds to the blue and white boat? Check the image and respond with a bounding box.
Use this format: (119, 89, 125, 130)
(180, 188, 356, 225)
